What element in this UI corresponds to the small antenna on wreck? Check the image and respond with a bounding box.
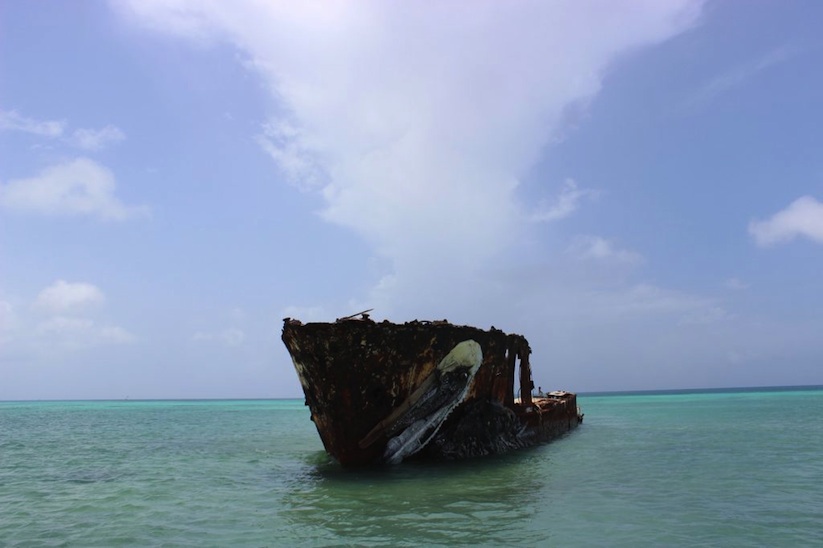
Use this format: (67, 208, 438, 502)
(337, 308, 374, 321)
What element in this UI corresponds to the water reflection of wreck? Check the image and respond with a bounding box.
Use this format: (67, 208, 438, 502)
(282, 313, 583, 467)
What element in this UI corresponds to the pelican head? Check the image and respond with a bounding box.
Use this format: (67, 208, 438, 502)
(437, 339, 483, 375)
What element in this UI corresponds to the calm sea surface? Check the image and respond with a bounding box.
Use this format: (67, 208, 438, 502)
(2, 387, 822, 546)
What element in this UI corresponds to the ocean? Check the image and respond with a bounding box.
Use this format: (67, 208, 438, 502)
(2, 387, 821, 546)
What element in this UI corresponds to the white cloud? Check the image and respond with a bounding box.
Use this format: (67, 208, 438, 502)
(29, 281, 129, 348)
(1, 282, 137, 354)
(192, 327, 247, 347)
(70, 125, 127, 151)
(0, 157, 148, 220)
(586, 283, 725, 323)
(34, 280, 105, 314)
(0, 299, 17, 345)
(228, 307, 247, 322)
(220, 328, 246, 346)
(685, 45, 798, 110)
(119, 1, 706, 353)
(0, 299, 15, 324)
(36, 316, 137, 348)
(257, 120, 327, 192)
(531, 179, 599, 222)
(567, 235, 643, 264)
(726, 349, 760, 365)
(119, 1, 702, 268)
(0, 109, 66, 137)
(725, 277, 750, 290)
(679, 305, 730, 325)
(1, 108, 125, 150)
(749, 196, 823, 246)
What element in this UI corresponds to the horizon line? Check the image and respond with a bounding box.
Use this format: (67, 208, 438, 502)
(2, 383, 822, 403)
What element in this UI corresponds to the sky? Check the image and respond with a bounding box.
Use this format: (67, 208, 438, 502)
(2, 1, 822, 400)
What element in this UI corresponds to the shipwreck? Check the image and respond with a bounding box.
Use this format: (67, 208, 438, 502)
(282, 312, 583, 467)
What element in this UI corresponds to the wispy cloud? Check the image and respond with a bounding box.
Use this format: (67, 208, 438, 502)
(531, 179, 599, 223)
(0, 158, 149, 221)
(35, 316, 137, 348)
(0, 109, 66, 137)
(34, 280, 105, 314)
(192, 328, 247, 347)
(684, 45, 798, 110)
(70, 125, 127, 151)
(749, 195, 823, 246)
(0, 299, 17, 347)
(567, 235, 643, 265)
(679, 305, 731, 325)
(593, 283, 723, 322)
(257, 120, 327, 192)
(2, 282, 137, 353)
(725, 277, 750, 291)
(2, 108, 126, 151)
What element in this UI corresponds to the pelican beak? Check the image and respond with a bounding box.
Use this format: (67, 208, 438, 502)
(359, 340, 483, 464)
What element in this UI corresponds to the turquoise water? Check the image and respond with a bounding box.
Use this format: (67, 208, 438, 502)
(2, 388, 822, 546)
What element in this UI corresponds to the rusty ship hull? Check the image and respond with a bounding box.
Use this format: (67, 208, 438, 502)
(282, 316, 582, 467)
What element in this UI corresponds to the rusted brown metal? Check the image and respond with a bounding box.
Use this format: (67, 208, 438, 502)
(282, 316, 582, 467)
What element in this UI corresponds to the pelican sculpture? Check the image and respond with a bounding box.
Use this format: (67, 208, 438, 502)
(282, 317, 582, 467)
(360, 340, 483, 464)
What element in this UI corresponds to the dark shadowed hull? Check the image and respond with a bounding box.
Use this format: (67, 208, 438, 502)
(282, 317, 582, 467)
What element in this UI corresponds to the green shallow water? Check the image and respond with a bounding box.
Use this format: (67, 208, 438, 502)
(1, 389, 822, 546)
